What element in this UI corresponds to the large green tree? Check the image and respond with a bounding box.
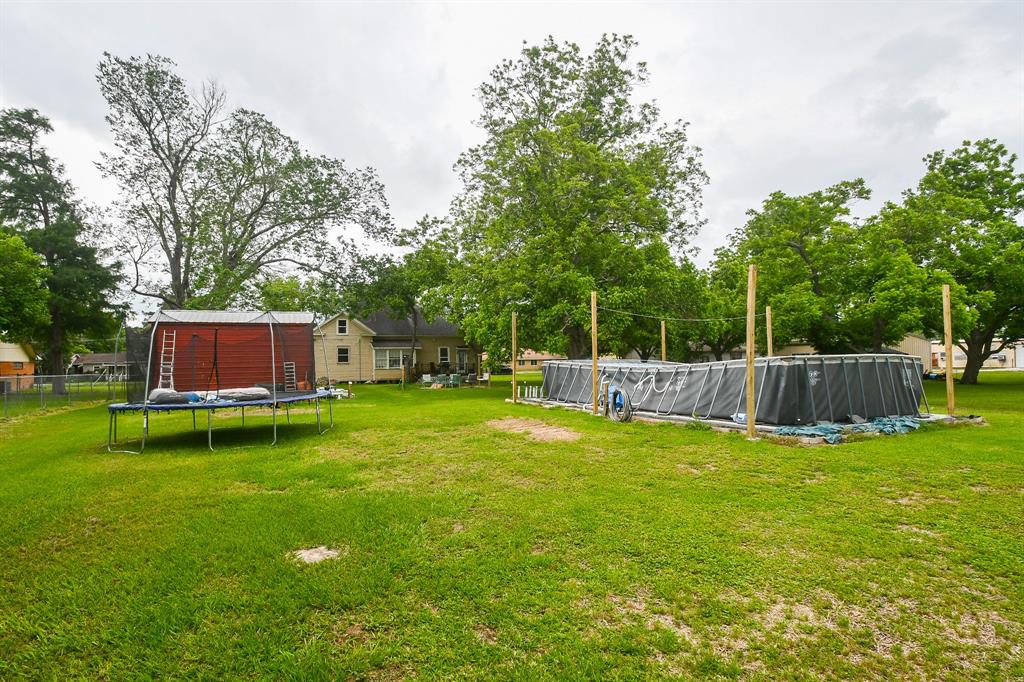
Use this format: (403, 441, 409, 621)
(342, 218, 454, 371)
(0, 231, 50, 341)
(96, 53, 391, 309)
(0, 108, 120, 377)
(734, 179, 951, 354)
(877, 139, 1024, 384)
(692, 248, 748, 361)
(448, 35, 707, 360)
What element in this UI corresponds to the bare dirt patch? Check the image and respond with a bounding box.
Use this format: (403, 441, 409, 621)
(486, 417, 580, 442)
(677, 461, 717, 475)
(475, 623, 498, 644)
(291, 545, 342, 564)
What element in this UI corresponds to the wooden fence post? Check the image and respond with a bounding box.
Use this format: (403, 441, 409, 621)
(942, 284, 955, 416)
(765, 306, 774, 357)
(592, 291, 599, 415)
(661, 320, 667, 362)
(511, 311, 518, 404)
(745, 264, 758, 438)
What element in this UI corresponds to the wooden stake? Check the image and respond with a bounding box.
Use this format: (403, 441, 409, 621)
(591, 290, 599, 414)
(765, 306, 774, 357)
(511, 311, 518, 403)
(660, 320, 667, 362)
(942, 284, 955, 416)
(745, 264, 758, 438)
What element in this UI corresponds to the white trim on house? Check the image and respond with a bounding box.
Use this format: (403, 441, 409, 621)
(438, 346, 450, 364)
(336, 319, 348, 335)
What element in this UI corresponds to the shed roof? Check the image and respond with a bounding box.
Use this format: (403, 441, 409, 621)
(150, 310, 315, 325)
(0, 343, 32, 363)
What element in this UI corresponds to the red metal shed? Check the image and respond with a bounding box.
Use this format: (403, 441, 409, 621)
(145, 311, 317, 393)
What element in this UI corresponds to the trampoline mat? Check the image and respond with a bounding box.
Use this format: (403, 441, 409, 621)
(108, 389, 329, 413)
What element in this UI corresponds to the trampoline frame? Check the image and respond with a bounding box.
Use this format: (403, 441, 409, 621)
(107, 390, 333, 454)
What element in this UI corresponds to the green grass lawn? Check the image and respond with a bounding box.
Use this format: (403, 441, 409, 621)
(0, 374, 1022, 679)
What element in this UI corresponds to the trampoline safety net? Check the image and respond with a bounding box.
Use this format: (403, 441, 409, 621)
(540, 355, 926, 425)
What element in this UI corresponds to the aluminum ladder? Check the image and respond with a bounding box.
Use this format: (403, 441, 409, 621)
(283, 361, 297, 392)
(158, 330, 176, 389)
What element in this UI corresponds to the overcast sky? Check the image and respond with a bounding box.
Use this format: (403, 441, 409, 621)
(1, 1, 1021, 266)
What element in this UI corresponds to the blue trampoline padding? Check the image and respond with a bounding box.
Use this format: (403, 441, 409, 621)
(108, 390, 329, 413)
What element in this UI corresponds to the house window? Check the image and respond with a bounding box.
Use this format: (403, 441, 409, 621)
(530, 359, 538, 366)
(336, 347, 350, 364)
(336, 318, 348, 335)
(12, 362, 23, 370)
(374, 349, 404, 369)
(518, 359, 525, 366)
(438, 347, 450, 364)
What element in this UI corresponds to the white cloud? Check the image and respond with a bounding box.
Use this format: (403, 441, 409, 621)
(1, 0, 1021, 272)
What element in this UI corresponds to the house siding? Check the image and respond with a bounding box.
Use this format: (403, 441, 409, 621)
(316, 313, 473, 383)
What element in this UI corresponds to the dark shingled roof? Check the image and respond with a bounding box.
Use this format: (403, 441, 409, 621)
(358, 309, 460, 337)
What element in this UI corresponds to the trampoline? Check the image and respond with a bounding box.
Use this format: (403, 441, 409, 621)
(107, 389, 332, 453)
(107, 310, 337, 453)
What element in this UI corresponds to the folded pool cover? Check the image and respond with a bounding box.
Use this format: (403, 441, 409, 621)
(540, 355, 926, 426)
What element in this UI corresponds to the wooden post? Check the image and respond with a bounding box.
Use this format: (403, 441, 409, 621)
(660, 320, 667, 362)
(511, 311, 518, 404)
(765, 306, 774, 357)
(745, 264, 758, 438)
(591, 290, 599, 415)
(942, 284, 955, 416)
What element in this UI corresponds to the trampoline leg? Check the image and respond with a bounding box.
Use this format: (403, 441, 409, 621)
(113, 410, 117, 444)
(271, 403, 278, 446)
(207, 409, 213, 451)
(140, 410, 148, 455)
(107, 411, 114, 451)
(315, 397, 322, 434)
(285, 402, 290, 424)
(192, 409, 196, 430)
(241, 406, 245, 427)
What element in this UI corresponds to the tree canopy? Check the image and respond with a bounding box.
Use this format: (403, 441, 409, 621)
(877, 139, 1024, 383)
(447, 35, 707, 360)
(0, 231, 49, 341)
(0, 108, 120, 374)
(97, 53, 391, 310)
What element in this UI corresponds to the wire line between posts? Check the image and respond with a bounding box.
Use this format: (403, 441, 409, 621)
(595, 305, 765, 323)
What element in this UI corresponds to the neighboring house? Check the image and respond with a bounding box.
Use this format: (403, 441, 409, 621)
(515, 349, 566, 370)
(69, 351, 128, 375)
(930, 339, 1023, 370)
(316, 310, 473, 383)
(0, 343, 35, 389)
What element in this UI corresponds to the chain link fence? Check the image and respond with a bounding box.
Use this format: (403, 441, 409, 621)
(0, 374, 143, 419)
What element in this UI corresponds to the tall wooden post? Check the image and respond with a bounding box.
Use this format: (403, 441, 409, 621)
(745, 264, 758, 438)
(511, 311, 518, 404)
(660, 320, 667, 362)
(765, 306, 774, 357)
(942, 284, 955, 416)
(591, 290, 599, 414)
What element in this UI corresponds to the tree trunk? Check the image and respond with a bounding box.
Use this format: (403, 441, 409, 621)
(959, 343, 986, 385)
(47, 316, 66, 394)
(567, 325, 588, 359)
